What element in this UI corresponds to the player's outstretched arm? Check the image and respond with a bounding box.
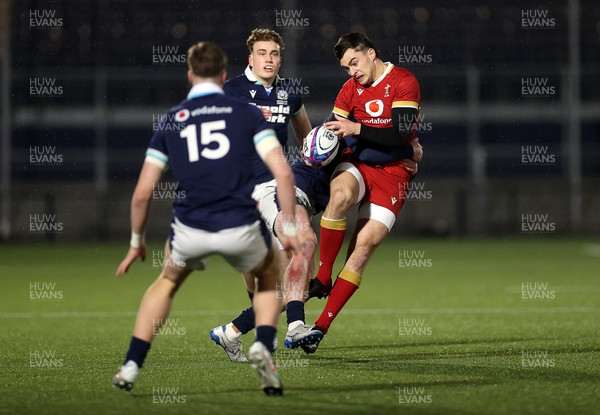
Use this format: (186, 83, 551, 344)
(263, 146, 300, 253)
(116, 162, 163, 276)
(256, 135, 301, 254)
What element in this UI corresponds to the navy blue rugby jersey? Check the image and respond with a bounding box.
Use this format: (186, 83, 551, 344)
(146, 82, 276, 232)
(224, 66, 303, 184)
(289, 140, 348, 215)
(290, 158, 331, 215)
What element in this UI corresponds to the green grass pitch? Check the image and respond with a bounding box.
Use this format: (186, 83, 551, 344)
(1, 238, 599, 414)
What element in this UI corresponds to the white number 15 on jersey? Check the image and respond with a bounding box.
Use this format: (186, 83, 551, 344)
(180, 120, 230, 161)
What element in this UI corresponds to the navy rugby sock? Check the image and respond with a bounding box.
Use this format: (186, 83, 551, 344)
(286, 300, 305, 325)
(123, 336, 151, 368)
(231, 306, 255, 334)
(255, 326, 277, 353)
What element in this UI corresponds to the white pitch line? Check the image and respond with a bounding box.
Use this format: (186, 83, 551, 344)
(0, 306, 598, 319)
(505, 286, 600, 293)
(0, 310, 235, 319)
(338, 306, 600, 315)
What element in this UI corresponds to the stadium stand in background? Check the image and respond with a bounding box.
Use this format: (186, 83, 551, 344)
(2, 0, 599, 240)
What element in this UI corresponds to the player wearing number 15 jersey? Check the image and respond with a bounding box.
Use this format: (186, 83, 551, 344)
(111, 41, 301, 396)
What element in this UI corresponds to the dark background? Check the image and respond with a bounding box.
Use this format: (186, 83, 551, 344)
(1, 0, 599, 240)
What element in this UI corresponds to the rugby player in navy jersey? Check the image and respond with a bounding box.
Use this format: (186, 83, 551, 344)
(111, 41, 300, 396)
(223, 28, 311, 184)
(210, 28, 322, 359)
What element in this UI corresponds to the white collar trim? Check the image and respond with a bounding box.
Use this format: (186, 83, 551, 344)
(371, 62, 393, 87)
(187, 82, 224, 99)
(244, 65, 281, 86)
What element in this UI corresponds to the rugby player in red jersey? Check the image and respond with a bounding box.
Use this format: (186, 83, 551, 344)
(305, 33, 423, 352)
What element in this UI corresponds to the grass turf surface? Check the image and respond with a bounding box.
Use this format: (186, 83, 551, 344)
(0, 238, 599, 414)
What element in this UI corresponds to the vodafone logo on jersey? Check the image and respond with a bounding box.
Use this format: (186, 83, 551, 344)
(175, 109, 190, 122)
(365, 99, 384, 117)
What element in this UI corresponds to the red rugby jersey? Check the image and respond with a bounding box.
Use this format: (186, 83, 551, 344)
(332, 63, 420, 143)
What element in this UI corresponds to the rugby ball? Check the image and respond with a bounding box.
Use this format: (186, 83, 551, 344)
(302, 125, 339, 167)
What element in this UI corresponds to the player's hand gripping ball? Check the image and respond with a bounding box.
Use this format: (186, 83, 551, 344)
(302, 125, 339, 167)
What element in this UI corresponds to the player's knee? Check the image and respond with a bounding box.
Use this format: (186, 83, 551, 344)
(355, 234, 382, 253)
(329, 186, 354, 212)
(297, 222, 312, 240)
(353, 244, 372, 260)
(300, 237, 317, 260)
(298, 225, 317, 256)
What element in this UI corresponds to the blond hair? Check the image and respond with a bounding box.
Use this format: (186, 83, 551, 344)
(246, 28, 285, 53)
